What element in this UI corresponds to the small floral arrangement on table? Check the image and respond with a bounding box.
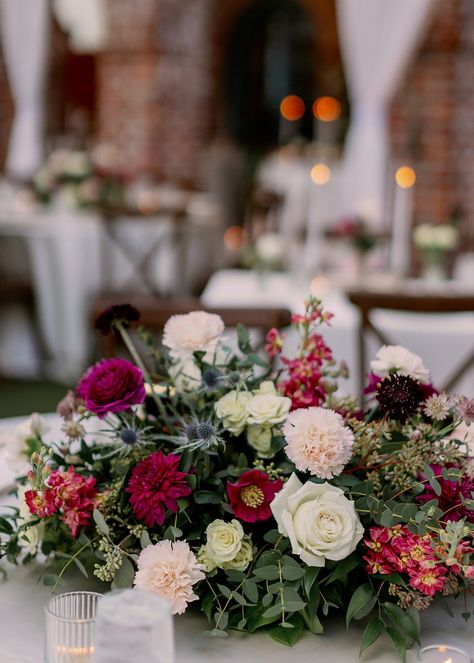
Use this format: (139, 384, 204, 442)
(1, 299, 474, 660)
(29, 148, 125, 210)
(329, 216, 378, 255)
(413, 222, 459, 280)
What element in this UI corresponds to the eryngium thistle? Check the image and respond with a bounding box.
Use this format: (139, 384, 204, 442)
(376, 374, 423, 422)
(95, 303, 140, 335)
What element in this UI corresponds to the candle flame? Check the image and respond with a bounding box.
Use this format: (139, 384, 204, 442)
(443, 658, 453, 663)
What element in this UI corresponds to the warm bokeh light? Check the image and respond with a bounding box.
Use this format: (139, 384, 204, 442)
(312, 96, 341, 122)
(223, 225, 247, 251)
(310, 275, 330, 297)
(395, 165, 416, 189)
(310, 163, 331, 185)
(280, 95, 305, 121)
(136, 190, 160, 214)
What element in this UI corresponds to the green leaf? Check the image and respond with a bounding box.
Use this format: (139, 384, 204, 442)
(263, 604, 283, 619)
(380, 509, 395, 527)
(237, 618, 247, 630)
(284, 600, 306, 612)
(217, 584, 233, 599)
(43, 574, 65, 587)
(72, 557, 88, 578)
(430, 477, 442, 496)
(268, 614, 304, 646)
(360, 617, 385, 656)
(302, 609, 323, 634)
(253, 565, 280, 580)
(386, 626, 407, 662)
(236, 324, 251, 353)
(242, 581, 259, 603)
(324, 552, 359, 585)
(382, 602, 420, 645)
(140, 531, 152, 548)
(282, 566, 305, 581)
(93, 509, 109, 537)
(346, 584, 374, 627)
(193, 491, 222, 505)
(303, 566, 320, 597)
(111, 557, 135, 590)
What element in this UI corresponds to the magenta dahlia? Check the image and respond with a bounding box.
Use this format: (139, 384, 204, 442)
(126, 451, 192, 528)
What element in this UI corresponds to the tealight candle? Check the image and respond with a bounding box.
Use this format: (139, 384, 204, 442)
(418, 645, 472, 663)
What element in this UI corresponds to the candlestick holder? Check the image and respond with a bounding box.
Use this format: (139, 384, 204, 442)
(45, 591, 102, 663)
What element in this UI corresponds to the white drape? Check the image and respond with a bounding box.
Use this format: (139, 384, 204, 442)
(0, 0, 49, 179)
(336, 0, 433, 224)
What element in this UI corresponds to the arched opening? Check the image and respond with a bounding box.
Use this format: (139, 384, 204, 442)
(226, 0, 315, 147)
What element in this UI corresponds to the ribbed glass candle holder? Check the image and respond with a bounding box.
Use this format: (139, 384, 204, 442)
(45, 591, 102, 663)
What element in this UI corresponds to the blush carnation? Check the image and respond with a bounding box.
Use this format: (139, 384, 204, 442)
(134, 540, 205, 614)
(126, 451, 192, 528)
(282, 407, 354, 479)
(162, 311, 224, 358)
(76, 358, 146, 419)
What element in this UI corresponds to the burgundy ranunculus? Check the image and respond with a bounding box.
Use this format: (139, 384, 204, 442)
(227, 469, 283, 523)
(126, 451, 192, 528)
(76, 358, 146, 418)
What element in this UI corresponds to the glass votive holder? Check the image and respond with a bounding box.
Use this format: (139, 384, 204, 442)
(45, 591, 102, 663)
(418, 645, 472, 663)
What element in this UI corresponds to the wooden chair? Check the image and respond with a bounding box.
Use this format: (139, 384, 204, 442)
(92, 295, 292, 359)
(347, 288, 474, 399)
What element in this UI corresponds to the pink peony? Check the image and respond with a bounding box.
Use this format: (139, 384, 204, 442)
(282, 407, 354, 479)
(76, 358, 146, 419)
(126, 451, 192, 528)
(134, 540, 205, 614)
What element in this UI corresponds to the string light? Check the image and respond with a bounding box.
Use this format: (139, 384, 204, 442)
(312, 97, 341, 122)
(310, 163, 331, 185)
(395, 166, 416, 189)
(280, 95, 305, 121)
(223, 226, 247, 251)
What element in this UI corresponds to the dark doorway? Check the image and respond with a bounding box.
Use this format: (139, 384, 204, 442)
(227, 0, 315, 147)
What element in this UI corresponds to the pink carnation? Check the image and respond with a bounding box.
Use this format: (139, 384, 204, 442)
(76, 358, 146, 419)
(134, 540, 205, 614)
(282, 407, 354, 479)
(126, 451, 192, 528)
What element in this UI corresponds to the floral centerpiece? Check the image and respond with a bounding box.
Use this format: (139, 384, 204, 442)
(1, 300, 473, 660)
(413, 223, 459, 281)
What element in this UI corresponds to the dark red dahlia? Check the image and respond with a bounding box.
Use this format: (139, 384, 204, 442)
(126, 452, 192, 528)
(227, 469, 283, 523)
(376, 374, 424, 422)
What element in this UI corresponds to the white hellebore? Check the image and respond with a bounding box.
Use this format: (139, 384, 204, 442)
(162, 311, 224, 359)
(271, 474, 364, 567)
(214, 390, 252, 435)
(370, 345, 430, 384)
(246, 381, 291, 426)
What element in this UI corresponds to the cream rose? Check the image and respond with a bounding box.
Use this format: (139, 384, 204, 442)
(271, 474, 364, 567)
(247, 425, 273, 458)
(214, 390, 252, 435)
(205, 519, 244, 565)
(168, 357, 202, 393)
(222, 535, 253, 571)
(246, 386, 291, 426)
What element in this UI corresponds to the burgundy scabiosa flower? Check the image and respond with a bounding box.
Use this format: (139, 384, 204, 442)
(76, 358, 146, 418)
(94, 303, 140, 335)
(417, 464, 474, 523)
(227, 469, 283, 523)
(126, 451, 192, 528)
(376, 374, 424, 422)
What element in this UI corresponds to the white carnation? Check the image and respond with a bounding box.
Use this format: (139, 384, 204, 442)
(370, 345, 430, 384)
(163, 311, 224, 359)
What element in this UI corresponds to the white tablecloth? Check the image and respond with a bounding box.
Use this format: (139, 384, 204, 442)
(0, 413, 473, 662)
(0, 202, 218, 381)
(201, 270, 474, 396)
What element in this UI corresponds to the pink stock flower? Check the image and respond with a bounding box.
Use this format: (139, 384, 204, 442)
(265, 328, 283, 358)
(408, 562, 447, 596)
(25, 489, 57, 518)
(126, 451, 192, 528)
(76, 358, 146, 419)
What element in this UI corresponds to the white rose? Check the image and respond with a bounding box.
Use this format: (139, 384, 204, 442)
(196, 544, 217, 573)
(205, 519, 244, 565)
(215, 390, 252, 435)
(253, 381, 277, 395)
(246, 390, 291, 426)
(168, 357, 202, 393)
(370, 345, 430, 384)
(4, 413, 50, 472)
(163, 311, 224, 359)
(222, 535, 253, 571)
(271, 474, 364, 567)
(247, 425, 274, 458)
